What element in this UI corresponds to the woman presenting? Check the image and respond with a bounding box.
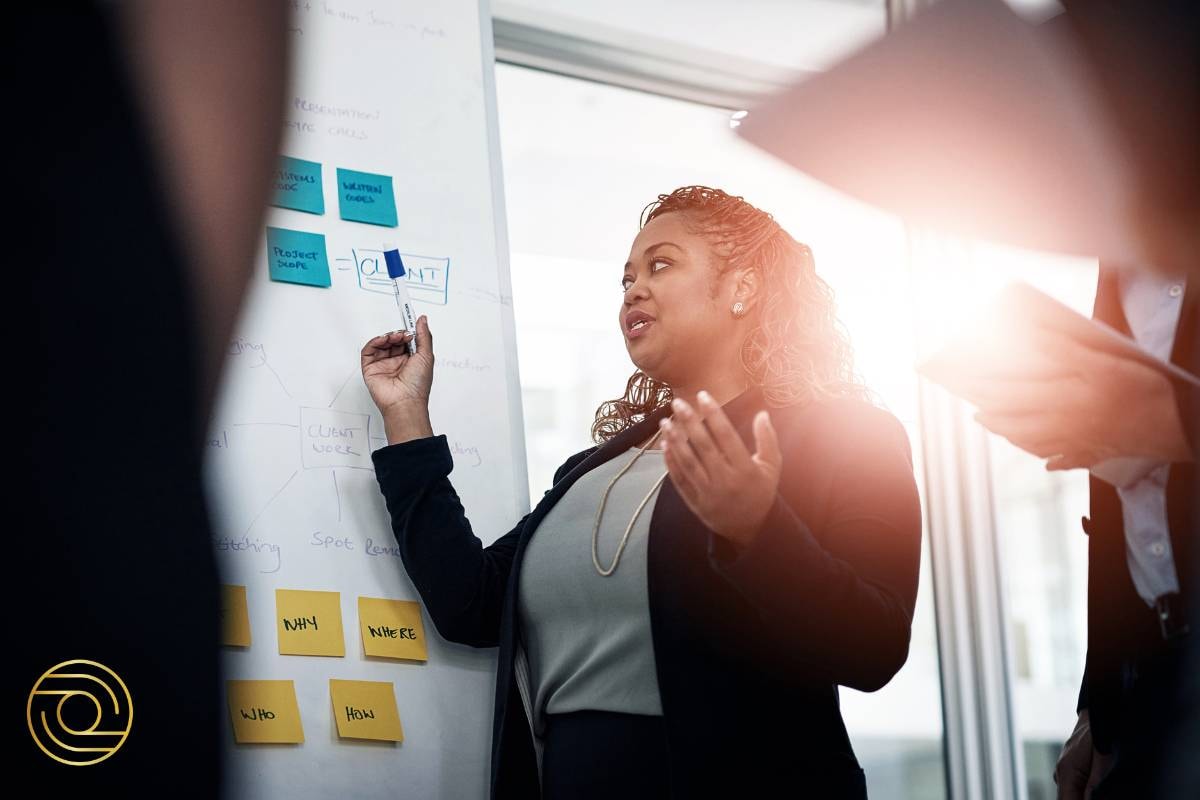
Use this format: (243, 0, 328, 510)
(361, 186, 922, 799)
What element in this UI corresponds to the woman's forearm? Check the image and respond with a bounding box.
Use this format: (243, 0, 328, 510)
(383, 403, 434, 444)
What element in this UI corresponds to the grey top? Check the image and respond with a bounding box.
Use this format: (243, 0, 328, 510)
(517, 444, 667, 733)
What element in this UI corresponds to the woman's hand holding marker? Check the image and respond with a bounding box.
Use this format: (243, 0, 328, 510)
(659, 391, 782, 548)
(361, 315, 436, 444)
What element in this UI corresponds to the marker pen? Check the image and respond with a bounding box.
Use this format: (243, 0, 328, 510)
(384, 248, 418, 355)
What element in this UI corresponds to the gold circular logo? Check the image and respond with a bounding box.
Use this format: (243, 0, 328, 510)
(27, 659, 133, 766)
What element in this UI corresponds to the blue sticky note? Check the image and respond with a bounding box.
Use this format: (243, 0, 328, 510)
(266, 227, 331, 288)
(272, 156, 325, 214)
(336, 168, 398, 227)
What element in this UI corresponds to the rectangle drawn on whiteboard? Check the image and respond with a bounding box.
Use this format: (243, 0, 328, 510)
(266, 227, 332, 287)
(344, 248, 451, 305)
(301, 407, 373, 470)
(271, 156, 325, 215)
(336, 167, 398, 227)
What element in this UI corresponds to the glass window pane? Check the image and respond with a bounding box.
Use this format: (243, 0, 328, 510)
(496, 0, 887, 72)
(982, 249, 1094, 800)
(913, 243, 1096, 800)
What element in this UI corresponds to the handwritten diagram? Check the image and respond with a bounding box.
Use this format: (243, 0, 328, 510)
(338, 248, 451, 305)
(210, 339, 388, 576)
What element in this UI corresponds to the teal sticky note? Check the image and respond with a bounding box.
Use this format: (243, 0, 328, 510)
(336, 168, 398, 227)
(266, 227, 331, 288)
(272, 156, 325, 214)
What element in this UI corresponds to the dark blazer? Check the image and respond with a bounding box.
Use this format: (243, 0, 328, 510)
(373, 385, 922, 798)
(1080, 269, 1197, 782)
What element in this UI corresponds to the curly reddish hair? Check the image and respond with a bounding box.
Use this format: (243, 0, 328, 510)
(590, 185, 868, 443)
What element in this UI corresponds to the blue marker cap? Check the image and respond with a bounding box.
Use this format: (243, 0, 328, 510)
(384, 249, 406, 279)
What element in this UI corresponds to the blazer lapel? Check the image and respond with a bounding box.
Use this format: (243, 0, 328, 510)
(552, 404, 673, 494)
(490, 397, 675, 776)
(508, 383, 765, 601)
(512, 402, 675, 575)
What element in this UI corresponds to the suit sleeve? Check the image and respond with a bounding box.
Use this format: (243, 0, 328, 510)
(372, 434, 593, 648)
(705, 405, 922, 692)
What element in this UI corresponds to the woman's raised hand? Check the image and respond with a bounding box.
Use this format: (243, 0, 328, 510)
(658, 391, 782, 547)
(361, 315, 436, 443)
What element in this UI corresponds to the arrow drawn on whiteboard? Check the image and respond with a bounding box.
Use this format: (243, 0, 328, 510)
(243, 469, 299, 536)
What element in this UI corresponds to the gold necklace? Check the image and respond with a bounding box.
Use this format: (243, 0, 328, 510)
(591, 423, 670, 577)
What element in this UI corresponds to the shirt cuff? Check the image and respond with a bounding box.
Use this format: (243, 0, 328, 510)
(1089, 456, 1163, 489)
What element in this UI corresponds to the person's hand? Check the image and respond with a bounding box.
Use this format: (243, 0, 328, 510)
(658, 391, 782, 547)
(361, 315, 435, 443)
(960, 328, 1192, 469)
(1054, 710, 1113, 799)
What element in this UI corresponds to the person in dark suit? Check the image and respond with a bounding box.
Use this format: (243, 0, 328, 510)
(968, 266, 1196, 798)
(360, 186, 923, 799)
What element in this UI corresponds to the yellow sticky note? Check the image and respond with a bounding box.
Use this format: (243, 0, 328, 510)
(220, 585, 252, 647)
(226, 680, 304, 743)
(358, 597, 428, 661)
(276, 589, 345, 657)
(329, 679, 404, 742)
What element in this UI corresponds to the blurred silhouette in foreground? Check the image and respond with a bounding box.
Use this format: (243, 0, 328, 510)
(15, 2, 287, 795)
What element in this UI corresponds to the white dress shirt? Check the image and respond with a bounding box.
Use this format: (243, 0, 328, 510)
(1091, 272, 1187, 606)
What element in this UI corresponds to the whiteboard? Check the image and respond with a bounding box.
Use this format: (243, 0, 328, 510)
(204, 2, 525, 797)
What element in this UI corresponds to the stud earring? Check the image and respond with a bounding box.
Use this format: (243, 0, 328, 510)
(732, 302, 745, 317)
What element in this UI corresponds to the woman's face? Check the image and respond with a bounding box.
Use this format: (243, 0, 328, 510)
(619, 212, 745, 387)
